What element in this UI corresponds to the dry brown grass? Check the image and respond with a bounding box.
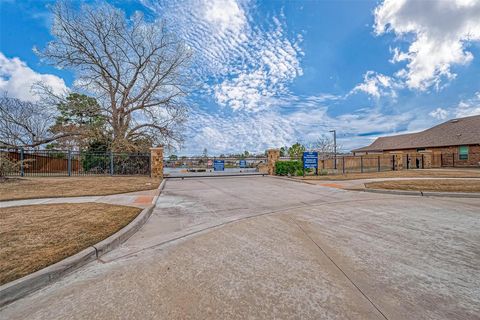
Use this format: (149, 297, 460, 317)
(0, 176, 161, 201)
(298, 169, 480, 181)
(0, 203, 141, 285)
(365, 179, 480, 193)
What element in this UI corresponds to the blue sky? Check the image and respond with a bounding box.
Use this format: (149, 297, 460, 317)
(1, 0, 479, 155)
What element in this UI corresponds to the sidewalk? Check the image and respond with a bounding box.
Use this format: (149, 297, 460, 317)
(301, 176, 480, 190)
(0, 188, 158, 209)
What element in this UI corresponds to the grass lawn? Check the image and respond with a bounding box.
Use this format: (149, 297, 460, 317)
(0, 203, 141, 285)
(0, 176, 161, 201)
(298, 169, 480, 181)
(365, 179, 480, 193)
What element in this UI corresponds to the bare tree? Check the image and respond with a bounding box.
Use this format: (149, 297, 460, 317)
(37, 1, 191, 151)
(311, 134, 339, 156)
(0, 95, 73, 148)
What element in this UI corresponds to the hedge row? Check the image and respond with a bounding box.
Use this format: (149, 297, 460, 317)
(275, 160, 304, 176)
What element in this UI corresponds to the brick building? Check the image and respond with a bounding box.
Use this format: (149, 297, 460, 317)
(352, 115, 480, 168)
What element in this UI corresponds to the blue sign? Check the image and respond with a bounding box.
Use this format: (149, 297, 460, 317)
(303, 152, 318, 169)
(239, 160, 247, 168)
(214, 160, 225, 171)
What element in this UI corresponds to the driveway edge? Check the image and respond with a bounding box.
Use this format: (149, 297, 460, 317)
(0, 179, 166, 308)
(362, 188, 480, 198)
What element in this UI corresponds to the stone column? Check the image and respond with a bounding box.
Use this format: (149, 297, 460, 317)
(421, 151, 433, 169)
(267, 149, 280, 175)
(150, 147, 164, 179)
(391, 152, 404, 171)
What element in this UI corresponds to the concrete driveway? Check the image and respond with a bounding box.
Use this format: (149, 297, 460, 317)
(1, 176, 479, 319)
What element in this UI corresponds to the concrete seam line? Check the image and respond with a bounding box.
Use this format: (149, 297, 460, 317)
(105, 195, 406, 263)
(288, 217, 389, 320)
(0, 205, 155, 308)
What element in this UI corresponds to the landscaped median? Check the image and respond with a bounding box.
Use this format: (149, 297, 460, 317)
(364, 179, 480, 193)
(0, 203, 142, 285)
(0, 176, 161, 201)
(0, 177, 164, 306)
(296, 168, 480, 181)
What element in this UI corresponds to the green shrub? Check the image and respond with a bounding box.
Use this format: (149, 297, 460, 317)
(275, 160, 303, 176)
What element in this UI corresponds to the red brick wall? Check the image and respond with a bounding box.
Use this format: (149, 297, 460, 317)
(371, 145, 480, 167)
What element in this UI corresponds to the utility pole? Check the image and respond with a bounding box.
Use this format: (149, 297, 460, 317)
(329, 129, 337, 169)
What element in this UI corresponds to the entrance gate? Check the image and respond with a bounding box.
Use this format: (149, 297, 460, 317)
(163, 156, 268, 178)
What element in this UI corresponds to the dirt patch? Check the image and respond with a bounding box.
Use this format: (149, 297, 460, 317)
(365, 179, 480, 193)
(0, 203, 141, 285)
(298, 169, 480, 181)
(0, 176, 161, 201)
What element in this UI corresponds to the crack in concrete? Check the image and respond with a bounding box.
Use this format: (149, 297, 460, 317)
(288, 217, 389, 320)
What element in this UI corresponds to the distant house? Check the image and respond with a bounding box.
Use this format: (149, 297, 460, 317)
(352, 115, 480, 167)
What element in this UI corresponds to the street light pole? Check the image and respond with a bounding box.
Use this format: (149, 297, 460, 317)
(329, 129, 337, 169)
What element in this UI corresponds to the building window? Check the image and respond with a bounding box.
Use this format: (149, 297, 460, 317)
(416, 148, 426, 152)
(459, 146, 469, 160)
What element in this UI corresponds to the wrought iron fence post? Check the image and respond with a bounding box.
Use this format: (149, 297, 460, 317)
(68, 150, 72, 176)
(360, 156, 363, 173)
(110, 152, 114, 176)
(20, 147, 24, 177)
(377, 156, 380, 172)
(342, 156, 345, 174)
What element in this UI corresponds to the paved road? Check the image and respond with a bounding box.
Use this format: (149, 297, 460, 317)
(1, 177, 479, 319)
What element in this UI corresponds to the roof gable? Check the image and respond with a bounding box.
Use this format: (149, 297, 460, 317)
(352, 115, 480, 152)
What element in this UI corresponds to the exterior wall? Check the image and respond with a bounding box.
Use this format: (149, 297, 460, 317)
(364, 144, 480, 167)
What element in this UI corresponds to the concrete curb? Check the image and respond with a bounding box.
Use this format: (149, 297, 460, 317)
(0, 247, 96, 308)
(362, 188, 480, 198)
(93, 205, 154, 258)
(0, 179, 166, 308)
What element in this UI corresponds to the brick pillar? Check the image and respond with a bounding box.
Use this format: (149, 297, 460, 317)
(150, 147, 164, 179)
(267, 149, 280, 175)
(392, 152, 404, 171)
(421, 151, 432, 169)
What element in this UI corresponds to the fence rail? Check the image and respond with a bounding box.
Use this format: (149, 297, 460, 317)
(278, 155, 395, 174)
(1, 149, 151, 176)
(277, 152, 480, 176)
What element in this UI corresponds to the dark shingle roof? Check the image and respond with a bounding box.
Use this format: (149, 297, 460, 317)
(352, 115, 480, 152)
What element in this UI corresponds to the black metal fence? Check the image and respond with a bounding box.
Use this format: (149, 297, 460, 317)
(277, 152, 480, 176)
(278, 154, 396, 175)
(1, 148, 151, 176)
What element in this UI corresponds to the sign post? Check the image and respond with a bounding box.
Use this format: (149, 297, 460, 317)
(239, 159, 247, 168)
(303, 151, 319, 176)
(213, 159, 225, 171)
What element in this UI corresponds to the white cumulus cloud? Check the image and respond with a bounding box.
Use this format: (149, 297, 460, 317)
(429, 107, 449, 120)
(351, 71, 401, 98)
(374, 0, 480, 90)
(0, 52, 67, 102)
